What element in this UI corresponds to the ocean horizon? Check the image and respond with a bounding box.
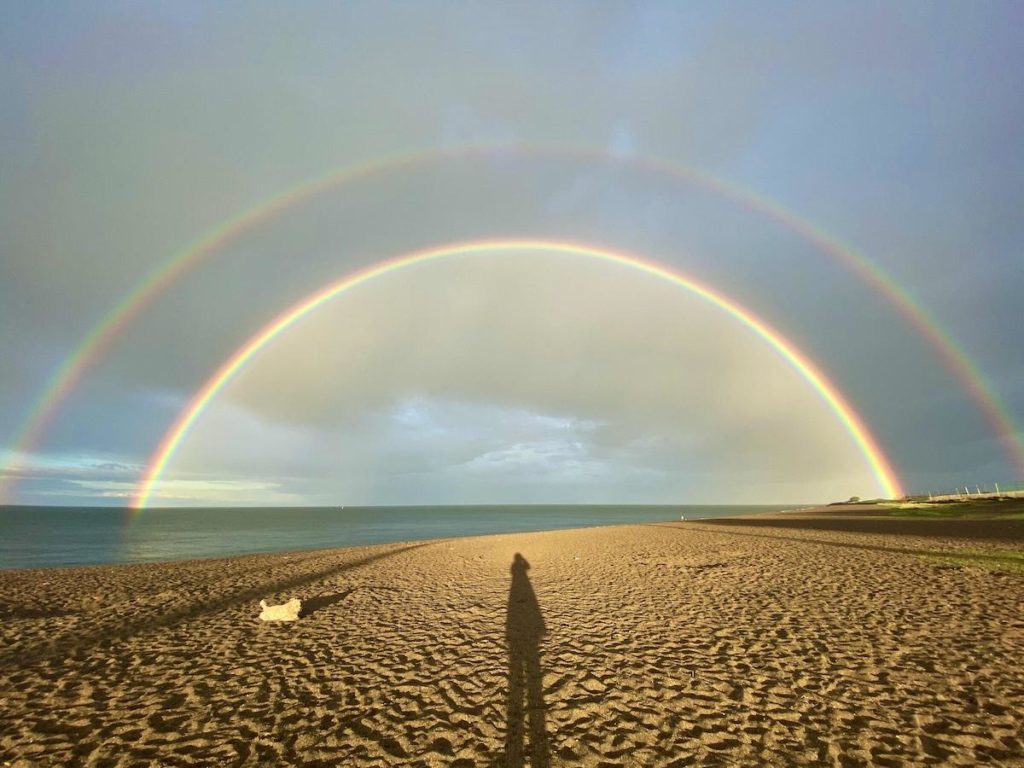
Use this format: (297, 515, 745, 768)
(0, 504, 804, 569)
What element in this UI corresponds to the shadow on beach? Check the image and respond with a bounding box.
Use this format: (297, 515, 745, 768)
(299, 585, 400, 618)
(694, 515, 1024, 541)
(299, 588, 356, 617)
(502, 553, 550, 768)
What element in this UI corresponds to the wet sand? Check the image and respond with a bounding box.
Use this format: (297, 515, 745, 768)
(2, 514, 1023, 766)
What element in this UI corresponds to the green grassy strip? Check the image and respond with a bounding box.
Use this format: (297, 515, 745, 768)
(919, 550, 1024, 575)
(883, 500, 1024, 519)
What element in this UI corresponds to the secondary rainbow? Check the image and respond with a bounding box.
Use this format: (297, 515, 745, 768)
(130, 239, 903, 511)
(5, 144, 1019, 503)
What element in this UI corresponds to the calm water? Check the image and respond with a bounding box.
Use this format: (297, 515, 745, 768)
(0, 504, 798, 569)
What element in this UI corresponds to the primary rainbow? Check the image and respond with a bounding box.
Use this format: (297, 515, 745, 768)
(4, 144, 1021, 504)
(130, 239, 903, 512)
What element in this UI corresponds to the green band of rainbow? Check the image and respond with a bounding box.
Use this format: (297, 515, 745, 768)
(4, 144, 1019, 504)
(130, 239, 903, 511)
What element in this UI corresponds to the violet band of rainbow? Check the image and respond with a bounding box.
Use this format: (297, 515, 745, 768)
(130, 238, 903, 512)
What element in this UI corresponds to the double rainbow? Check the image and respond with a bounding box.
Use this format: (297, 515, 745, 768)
(130, 239, 902, 511)
(3, 143, 1019, 505)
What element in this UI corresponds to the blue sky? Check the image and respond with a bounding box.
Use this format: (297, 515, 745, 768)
(2, 2, 1022, 505)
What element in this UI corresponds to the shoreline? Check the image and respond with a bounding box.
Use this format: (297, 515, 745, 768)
(0, 504, 803, 572)
(4, 500, 1023, 574)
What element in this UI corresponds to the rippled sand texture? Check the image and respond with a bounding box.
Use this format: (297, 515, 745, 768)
(2, 517, 1023, 767)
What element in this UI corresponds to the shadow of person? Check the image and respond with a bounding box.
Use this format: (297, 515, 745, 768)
(503, 553, 550, 768)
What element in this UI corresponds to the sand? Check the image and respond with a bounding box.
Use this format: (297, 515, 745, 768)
(1, 513, 1023, 767)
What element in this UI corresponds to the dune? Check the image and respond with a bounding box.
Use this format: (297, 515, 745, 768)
(1, 516, 1022, 766)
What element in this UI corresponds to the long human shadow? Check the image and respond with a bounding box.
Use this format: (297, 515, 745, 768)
(502, 553, 550, 768)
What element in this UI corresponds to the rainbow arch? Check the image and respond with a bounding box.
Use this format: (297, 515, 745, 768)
(131, 238, 903, 512)
(4, 144, 1021, 504)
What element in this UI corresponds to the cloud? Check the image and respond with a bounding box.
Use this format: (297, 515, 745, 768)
(0, 450, 141, 480)
(70, 478, 296, 505)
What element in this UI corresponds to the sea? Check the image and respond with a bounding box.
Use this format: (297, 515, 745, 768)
(0, 504, 799, 570)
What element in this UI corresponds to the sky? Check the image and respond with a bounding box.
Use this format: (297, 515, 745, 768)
(1, 2, 1022, 506)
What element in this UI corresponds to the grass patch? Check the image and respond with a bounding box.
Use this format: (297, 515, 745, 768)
(883, 499, 1024, 519)
(888, 506, 988, 518)
(919, 549, 1024, 575)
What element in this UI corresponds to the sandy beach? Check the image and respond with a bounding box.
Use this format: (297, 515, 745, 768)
(2, 512, 1023, 767)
